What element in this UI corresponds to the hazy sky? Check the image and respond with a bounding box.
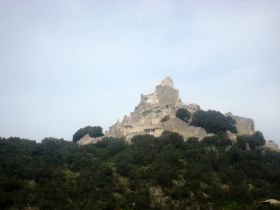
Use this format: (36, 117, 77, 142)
(1, 0, 280, 143)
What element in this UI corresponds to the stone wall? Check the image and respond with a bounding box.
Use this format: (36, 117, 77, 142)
(162, 118, 207, 140)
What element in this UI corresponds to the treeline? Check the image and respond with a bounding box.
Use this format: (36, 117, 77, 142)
(0, 132, 279, 210)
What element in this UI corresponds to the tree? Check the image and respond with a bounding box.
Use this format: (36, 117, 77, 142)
(72, 126, 104, 142)
(159, 131, 184, 148)
(249, 131, 265, 149)
(237, 131, 265, 150)
(0, 133, 280, 209)
(191, 110, 237, 134)
(42, 137, 66, 144)
(201, 132, 232, 146)
(176, 108, 191, 123)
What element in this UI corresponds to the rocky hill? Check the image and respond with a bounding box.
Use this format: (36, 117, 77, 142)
(1, 78, 280, 210)
(105, 77, 255, 141)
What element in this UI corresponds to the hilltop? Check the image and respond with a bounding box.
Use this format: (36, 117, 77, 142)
(1, 77, 280, 210)
(77, 77, 279, 151)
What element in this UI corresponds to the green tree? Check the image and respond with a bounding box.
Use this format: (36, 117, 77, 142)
(176, 108, 191, 123)
(72, 126, 104, 142)
(1, 130, 280, 210)
(201, 132, 232, 147)
(159, 131, 184, 148)
(237, 131, 265, 150)
(191, 110, 237, 134)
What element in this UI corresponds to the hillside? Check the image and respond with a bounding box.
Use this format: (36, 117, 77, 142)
(1, 77, 279, 210)
(1, 134, 280, 210)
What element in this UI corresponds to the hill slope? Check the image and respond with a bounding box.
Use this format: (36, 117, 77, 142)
(1, 134, 280, 210)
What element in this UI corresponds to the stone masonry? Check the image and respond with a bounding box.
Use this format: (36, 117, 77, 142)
(105, 77, 255, 141)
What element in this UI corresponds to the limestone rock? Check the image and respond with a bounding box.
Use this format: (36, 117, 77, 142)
(263, 140, 280, 152)
(225, 112, 255, 135)
(162, 118, 207, 140)
(77, 134, 102, 145)
(227, 131, 237, 142)
(260, 199, 280, 206)
(149, 186, 168, 208)
(185, 103, 201, 113)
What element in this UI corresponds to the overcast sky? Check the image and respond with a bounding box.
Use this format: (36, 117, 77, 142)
(1, 0, 280, 143)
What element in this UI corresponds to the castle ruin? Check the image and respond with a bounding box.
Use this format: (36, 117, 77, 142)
(105, 77, 255, 141)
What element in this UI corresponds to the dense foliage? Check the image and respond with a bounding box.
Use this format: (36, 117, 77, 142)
(72, 126, 104, 142)
(0, 133, 279, 210)
(191, 110, 237, 134)
(237, 131, 266, 150)
(175, 108, 191, 123)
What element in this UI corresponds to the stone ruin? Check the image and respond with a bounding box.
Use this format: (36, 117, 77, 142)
(105, 77, 255, 141)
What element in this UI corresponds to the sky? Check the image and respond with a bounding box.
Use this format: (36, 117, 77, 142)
(0, 0, 280, 143)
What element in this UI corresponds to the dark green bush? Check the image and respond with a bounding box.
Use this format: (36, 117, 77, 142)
(237, 131, 265, 150)
(72, 126, 104, 142)
(0, 132, 279, 210)
(201, 132, 232, 146)
(176, 108, 191, 123)
(191, 110, 237, 134)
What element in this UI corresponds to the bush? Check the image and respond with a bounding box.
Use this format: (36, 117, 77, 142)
(95, 137, 126, 156)
(159, 131, 184, 148)
(73, 126, 104, 142)
(237, 131, 265, 150)
(176, 108, 191, 123)
(187, 137, 199, 144)
(191, 110, 237, 134)
(161, 115, 170, 122)
(201, 132, 232, 146)
(0, 132, 279, 210)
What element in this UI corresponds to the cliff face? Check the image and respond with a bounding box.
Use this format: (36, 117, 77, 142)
(226, 113, 255, 135)
(105, 77, 255, 141)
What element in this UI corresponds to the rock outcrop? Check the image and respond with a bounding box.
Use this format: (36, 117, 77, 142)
(106, 77, 256, 141)
(77, 134, 102, 145)
(263, 140, 280, 152)
(225, 112, 255, 135)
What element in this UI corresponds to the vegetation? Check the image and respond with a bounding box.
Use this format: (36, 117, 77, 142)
(191, 110, 237, 134)
(237, 131, 266, 150)
(201, 132, 232, 147)
(175, 108, 191, 123)
(161, 115, 171, 122)
(0, 132, 279, 210)
(72, 126, 104, 142)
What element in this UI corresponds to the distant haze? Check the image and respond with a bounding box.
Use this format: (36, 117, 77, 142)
(0, 0, 280, 143)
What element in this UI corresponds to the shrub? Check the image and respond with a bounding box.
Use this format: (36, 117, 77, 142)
(176, 108, 191, 123)
(201, 132, 232, 146)
(237, 131, 265, 150)
(159, 131, 184, 148)
(191, 110, 237, 134)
